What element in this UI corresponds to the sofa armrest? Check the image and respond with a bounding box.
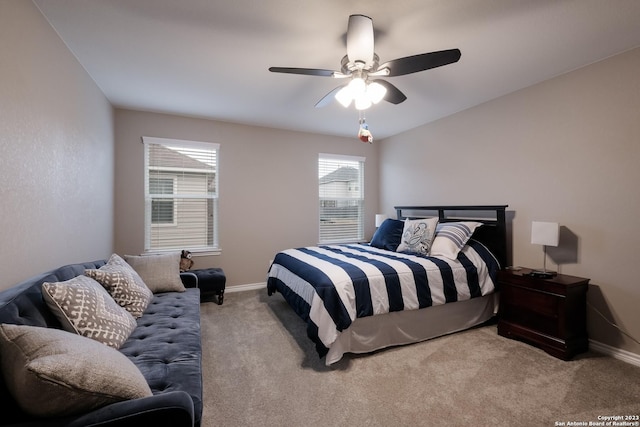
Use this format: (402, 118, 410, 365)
(67, 391, 194, 427)
(179, 272, 198, 288)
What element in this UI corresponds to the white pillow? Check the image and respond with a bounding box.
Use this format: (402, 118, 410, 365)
(0, 324, 152, 417)
(124, 252, 185, 293)
(430, 221, 483, 259)
(396, 217, 439, 255)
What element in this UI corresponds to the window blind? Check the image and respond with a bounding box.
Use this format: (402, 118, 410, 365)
(143, 137, 220, 253)
(318, 153, 365, 243)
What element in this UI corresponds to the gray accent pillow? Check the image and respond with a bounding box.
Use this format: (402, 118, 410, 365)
(124, 252, 186, 293)
(42, 275, 137, 349)
(0, 324, 152, 418)
(85, 254, 153, 318)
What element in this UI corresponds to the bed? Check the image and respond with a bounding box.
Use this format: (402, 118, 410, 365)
(267, 205, 508, 365)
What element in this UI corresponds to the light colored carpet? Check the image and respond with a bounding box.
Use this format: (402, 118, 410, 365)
(200, 289, 640, 427)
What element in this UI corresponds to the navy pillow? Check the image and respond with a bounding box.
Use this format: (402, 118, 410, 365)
(370, 219, 404, 251)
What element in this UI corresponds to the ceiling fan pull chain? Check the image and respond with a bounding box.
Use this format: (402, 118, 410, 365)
(358, 112, 373, 144)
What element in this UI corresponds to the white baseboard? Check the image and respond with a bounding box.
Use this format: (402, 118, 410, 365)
(226, 282, 266, 293)
(589, 339, 640, 368)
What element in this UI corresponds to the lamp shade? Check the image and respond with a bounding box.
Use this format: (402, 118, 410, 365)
(367, 81, 387, 104)
(531, 221, 559, 247)
(335, 85, 353, 108)
(355, 94, 372, 110)
(375, 214, 388, 227)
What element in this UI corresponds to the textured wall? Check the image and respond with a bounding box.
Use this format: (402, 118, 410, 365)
(379, 47, 640, 356)
(0, 0, 114, 288)
(114, 109, 379, 287)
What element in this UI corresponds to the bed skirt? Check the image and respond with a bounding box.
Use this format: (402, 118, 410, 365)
(325, 292, 499, 365)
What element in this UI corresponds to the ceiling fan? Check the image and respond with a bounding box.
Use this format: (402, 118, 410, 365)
(269, 14, 461, 110)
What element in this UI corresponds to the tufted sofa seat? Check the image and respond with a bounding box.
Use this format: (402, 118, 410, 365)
(0, 260, 202, 427)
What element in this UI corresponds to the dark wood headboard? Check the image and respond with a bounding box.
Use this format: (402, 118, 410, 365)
(394, 205, 509, 268)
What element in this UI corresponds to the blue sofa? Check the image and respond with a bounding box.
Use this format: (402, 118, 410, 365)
(0, 260, 203, 427)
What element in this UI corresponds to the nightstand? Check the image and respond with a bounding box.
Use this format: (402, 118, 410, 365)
(497, 268, 590, 360)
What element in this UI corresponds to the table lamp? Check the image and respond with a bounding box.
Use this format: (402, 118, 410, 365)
(530, 221, 559, 278)
(375, 214, 388, 228)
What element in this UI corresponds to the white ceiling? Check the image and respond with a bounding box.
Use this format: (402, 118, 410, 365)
(34, 0, 640, 140)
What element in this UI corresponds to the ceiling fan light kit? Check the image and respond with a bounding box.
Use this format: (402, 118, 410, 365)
(335, 76, 387, 109)
(365, 81, 387, 103)
(269, 14, 461, 137)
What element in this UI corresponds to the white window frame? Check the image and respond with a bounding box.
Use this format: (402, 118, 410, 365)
(143, 136, 221, 255)
(318, 153, 365, 244)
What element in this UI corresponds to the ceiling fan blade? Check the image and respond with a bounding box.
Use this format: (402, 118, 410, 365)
(346, 14, 374, 66)
(315, 85, 346, 108)
(379, 49, 461, 77)
(372, 79, 407, 104)
(268, 67, 335, 77)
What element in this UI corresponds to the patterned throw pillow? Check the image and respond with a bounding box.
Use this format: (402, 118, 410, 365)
(85, 254, 153, 318)
(42, 275, 137, 349)
(430, 221, 483, 259)
(105, 253, 149, 290)
(396, 217, 439, 255)
(0, 324, 152, 417)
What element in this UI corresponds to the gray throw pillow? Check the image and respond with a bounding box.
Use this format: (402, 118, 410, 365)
(42, 275, 137, 349)
(85, 254, 153, 318)
(0, 324, 152, 417)
(124, 252, 186, 293)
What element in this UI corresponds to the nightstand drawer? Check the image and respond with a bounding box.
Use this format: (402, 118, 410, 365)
(500, 285, 559, 317)
(499, 310, 559, 337)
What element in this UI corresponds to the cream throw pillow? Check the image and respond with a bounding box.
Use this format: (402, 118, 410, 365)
(0, 324, 152, 417)
(124, 253, 185, 293)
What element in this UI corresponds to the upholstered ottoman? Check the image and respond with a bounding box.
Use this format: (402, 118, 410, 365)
(190, 268, 225, 304)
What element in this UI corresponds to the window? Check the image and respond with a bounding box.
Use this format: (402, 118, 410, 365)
(143, 137, 220, 254)
(149, 177, 176, 224)
(318, 153, 365, 243)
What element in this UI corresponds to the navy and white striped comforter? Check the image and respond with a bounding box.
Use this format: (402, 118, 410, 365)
(267, 239, 500, 358)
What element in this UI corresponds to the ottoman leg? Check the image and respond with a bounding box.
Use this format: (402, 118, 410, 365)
(190, 268, 225, 305)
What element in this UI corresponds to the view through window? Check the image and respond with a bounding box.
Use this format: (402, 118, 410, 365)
(318, 153, 365, 243)
(143, 137, 220, 253)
